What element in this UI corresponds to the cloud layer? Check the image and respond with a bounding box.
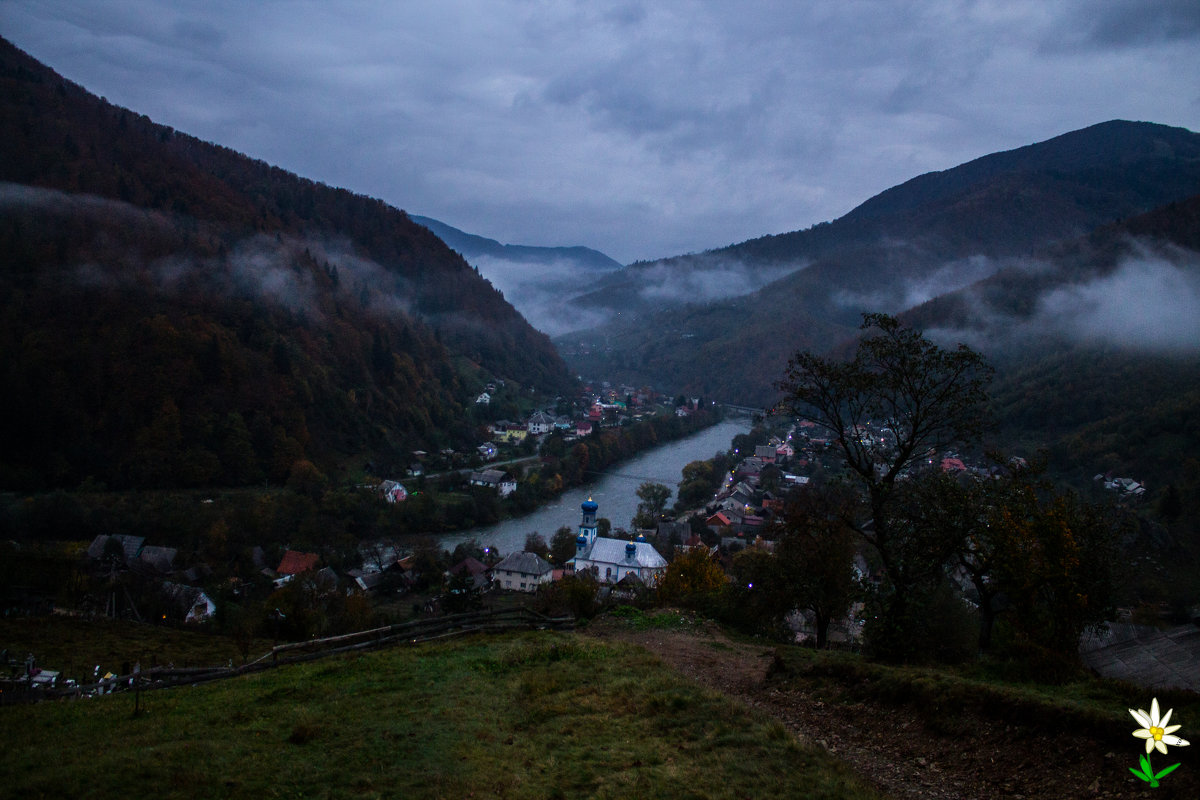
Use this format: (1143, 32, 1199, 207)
(3, 1, 1199, 263)
(927, 244, 1200, 354)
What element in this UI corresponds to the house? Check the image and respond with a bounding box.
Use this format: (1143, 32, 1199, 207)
(571, 498, 667, 585)
(755, 445, 777, 462)
(380, 480, 408, 503)
(576, 421, 593, 437)
(490, 422, 528, 443)
(736, 457, 765, 477)
(491, 551, 554, 592)
(941, 457, 967, 473)
(475, 391, 491, 405)
(161, 582, 216, 623)
(277, 550, 319, 576)
(706, 510, 737, 533)
(469, 469, 517, 497)
(450, 556, 489, 581)
(477, 443, 498, 461)
(137, 545, 178, 573)
(347, 569, 384, 593)
(87, 534, 145, 566)
(527, 411, 555, 435)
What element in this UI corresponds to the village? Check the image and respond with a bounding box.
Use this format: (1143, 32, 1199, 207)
(2, 397, 979, 692)
(3, 377, 1160, 697)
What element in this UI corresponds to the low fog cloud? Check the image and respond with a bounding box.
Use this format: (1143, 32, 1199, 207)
(470, 254, 615, 336)
(834, 254, 1006, 313)
(1037, 249, 1200, 351)
(635, 258, 801, 305)
(928, 244, 1200, 354)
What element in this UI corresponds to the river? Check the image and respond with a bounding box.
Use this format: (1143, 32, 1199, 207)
(437, 418, 751, 555)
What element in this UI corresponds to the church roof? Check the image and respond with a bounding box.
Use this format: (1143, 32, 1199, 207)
(579, 537, 667, 569)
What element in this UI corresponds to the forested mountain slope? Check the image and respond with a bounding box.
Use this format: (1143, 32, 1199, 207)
(0, 37, 573, 490)
(904, 194, 1200, 488)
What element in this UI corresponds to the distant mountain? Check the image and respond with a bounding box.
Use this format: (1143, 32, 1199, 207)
(410, 215, 622, 271)
(410, 215, 622, 337)
(0, 37, 574, 491)
(559, 121, 1200, 406)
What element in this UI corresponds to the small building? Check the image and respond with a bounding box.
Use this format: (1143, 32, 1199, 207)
(380, 480, 408, 503)
(137, 545, 178, 573)
(527, 411, 555, 435)
(277, 550, 319, 576)
(491, 552, 554, 592)
(87, 534, 145, 566)
(162, 582, 216, 623)
(469, 469, 517, 497)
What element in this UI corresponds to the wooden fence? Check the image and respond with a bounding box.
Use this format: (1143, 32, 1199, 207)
(10, 608, 573, 704)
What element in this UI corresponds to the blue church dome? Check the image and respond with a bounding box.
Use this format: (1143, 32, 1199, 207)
(581, 497, 598, 513)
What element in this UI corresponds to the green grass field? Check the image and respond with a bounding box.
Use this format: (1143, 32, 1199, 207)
(0, 630, 882, 800)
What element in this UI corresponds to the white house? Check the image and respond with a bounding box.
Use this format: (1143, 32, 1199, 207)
(491, 551, 554, 592)
(469, 469, 517, 497)
(527, 411, 555, 435)
(162, 582, 216, 623)
(570, 498, 667, 585)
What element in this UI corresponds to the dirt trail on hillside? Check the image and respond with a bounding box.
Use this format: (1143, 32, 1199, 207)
(583, 618, 1195, 800)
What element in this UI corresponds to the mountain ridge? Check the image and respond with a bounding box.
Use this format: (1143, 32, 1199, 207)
(558, 120, 1200, 407)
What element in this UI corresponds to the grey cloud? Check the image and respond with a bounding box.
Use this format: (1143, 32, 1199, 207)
(928, 244, 1200, 354)
(3, 1, 1199, 264)
(833, 254, 1006, 314)
(1066, 0, 1200, 49)
(636, 258, 802, 305)
(1035, 249, 1200, 351)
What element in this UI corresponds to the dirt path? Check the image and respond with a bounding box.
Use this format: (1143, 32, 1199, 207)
(584, 617, 1196, 799)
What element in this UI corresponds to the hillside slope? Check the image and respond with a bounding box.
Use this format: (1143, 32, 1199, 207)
(559, 121, 1200, 406)
(903, 194, 1200, 487)
(0, 37, 573, 490)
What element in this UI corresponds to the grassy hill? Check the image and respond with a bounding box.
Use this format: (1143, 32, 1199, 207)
(6, 612, 1199, 798)
(0, 628, 881, 800)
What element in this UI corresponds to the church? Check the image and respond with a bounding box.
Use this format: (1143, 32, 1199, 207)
(570, 497, 668, 585)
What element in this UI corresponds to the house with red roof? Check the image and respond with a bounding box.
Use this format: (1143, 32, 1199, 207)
(277, 550, 319, 576)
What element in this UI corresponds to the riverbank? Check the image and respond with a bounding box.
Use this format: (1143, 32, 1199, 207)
(437, 418, 751, 554)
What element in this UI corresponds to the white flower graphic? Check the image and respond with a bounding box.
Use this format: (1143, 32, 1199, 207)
(1130, 697, 1190, 755)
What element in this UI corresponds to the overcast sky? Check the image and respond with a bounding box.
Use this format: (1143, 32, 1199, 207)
(3, 1, 1199, 264)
